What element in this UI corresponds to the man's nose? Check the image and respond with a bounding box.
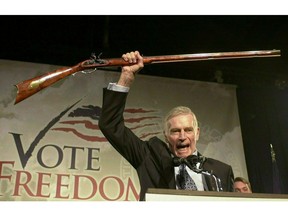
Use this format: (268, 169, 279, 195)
(179, 130, 186, 139)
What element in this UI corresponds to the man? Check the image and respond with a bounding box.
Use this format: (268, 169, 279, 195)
(233, 177, 252, 193)
(99, 51, 234, 201)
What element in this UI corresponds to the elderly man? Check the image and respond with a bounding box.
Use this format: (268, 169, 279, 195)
(99, 51, 234, 200)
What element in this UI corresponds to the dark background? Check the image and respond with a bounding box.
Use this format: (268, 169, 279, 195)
(1, 15, 288, 194)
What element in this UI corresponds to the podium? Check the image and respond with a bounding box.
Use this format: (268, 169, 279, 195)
(145, 188, 288, 201)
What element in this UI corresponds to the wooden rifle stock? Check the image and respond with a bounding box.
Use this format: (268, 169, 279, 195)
(14, 49, 281, 104)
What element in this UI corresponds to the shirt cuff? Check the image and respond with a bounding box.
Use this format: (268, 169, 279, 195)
(107, 83, 130, 92)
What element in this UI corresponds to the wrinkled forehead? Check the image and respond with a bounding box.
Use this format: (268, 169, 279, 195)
(166, 114, 198, 132)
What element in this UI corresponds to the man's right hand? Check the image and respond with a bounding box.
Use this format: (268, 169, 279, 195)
(117, 51, 144, 87)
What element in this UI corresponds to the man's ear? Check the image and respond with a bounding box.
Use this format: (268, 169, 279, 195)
(163, 130, 168, 143)
(164, 136, 169, 143)
(196, 127, 200, 141)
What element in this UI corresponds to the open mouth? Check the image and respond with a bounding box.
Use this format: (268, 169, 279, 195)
(176, 143, 190, 149)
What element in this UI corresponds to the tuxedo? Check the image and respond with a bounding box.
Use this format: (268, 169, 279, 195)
(99, 88, 234, 201)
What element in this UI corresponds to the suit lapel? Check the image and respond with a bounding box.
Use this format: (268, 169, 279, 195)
(161, 154, 176, 188)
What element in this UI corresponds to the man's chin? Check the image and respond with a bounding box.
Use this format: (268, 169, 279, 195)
(176, 150, 191, 158)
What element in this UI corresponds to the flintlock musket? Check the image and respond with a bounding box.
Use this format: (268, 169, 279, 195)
(14, 50, 281, 104)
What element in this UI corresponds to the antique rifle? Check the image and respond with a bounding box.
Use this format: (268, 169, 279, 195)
(14, 50, 281, 104)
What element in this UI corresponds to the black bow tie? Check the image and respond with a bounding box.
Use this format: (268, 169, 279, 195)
(172, 155, 206, 173)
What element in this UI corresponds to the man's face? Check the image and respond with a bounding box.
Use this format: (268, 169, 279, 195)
(165, 114, 199, 158)
(233, 181, 252, 193)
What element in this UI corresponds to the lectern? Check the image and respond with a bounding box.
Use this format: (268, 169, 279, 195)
(145, 188, 288, 201)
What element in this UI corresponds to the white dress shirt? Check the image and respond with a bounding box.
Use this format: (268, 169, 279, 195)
(174, 151, 204, 191)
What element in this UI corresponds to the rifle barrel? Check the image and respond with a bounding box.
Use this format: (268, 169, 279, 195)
(144, 50, 281, 64)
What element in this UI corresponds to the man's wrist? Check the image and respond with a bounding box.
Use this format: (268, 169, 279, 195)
(107, 83, 130, 92)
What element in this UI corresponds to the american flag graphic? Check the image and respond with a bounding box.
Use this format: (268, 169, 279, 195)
(51, 104, 162, 142)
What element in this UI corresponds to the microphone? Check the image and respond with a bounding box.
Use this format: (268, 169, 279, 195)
(201, 170, 224, 191)
(172, 155, 223, 191)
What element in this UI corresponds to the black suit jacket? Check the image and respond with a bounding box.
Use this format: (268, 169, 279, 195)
(99, 88, 234, 200)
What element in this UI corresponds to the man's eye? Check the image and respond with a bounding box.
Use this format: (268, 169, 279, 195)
(185, 128, 193, 133)
(170, 130, 179, 134)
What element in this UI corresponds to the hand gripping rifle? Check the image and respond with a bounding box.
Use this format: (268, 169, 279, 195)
(14, 50, 281, 104)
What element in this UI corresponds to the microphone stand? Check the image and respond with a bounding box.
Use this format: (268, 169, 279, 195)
(173, 155, 223, 191)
